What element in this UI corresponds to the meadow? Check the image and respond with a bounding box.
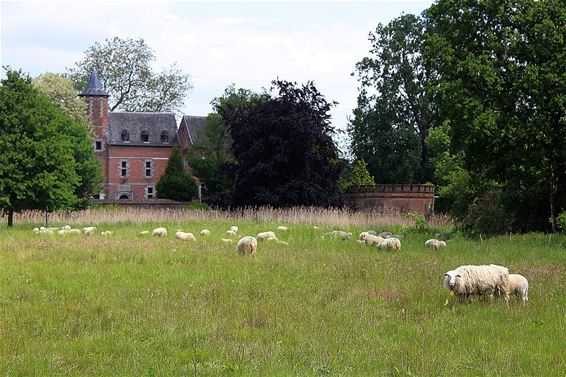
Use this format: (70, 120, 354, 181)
(0, 208, 565, 376)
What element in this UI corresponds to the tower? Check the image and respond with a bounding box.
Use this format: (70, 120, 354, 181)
(78, 70, 110, 198)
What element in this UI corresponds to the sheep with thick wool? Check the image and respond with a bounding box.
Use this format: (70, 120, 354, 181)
(378, 237, 401, 251)
(277, 226, 289, 231)
(152, 227, 167, 237)
(236, 236, 257, 255)
(176, 231, 196, 241)
(443, 264, 510, 303)
(508, 273, 529, 302)
(364, 234, 385, 246)
(425, 239, 446, 250)
(326, 230, 352, 240)
(83, 226, 97, 236)
(257, 231, 276, 241)
(200, 229, 210, 237)
(230, 226, 238, 233)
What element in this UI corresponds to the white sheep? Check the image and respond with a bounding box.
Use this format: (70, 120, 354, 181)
(329, 230, 352, 240)
(364, 234, 385, 246)
(221, 238, 233, 243)
(508, 273, 529, 302)
(265, 235, 279, 242)
(101, 231, 113, 236)
(378, 237, 401, 251)
(152, 227, 167, 237)
(313, 225, 320, 230)
(443, 264, 510, 303)
(38, 228, 54, 235)
(139, 230, 151, 235)
(83, 226, 97, 236)
(226, 229, 237, 237)
(176, 231, 196, 241)
(236, 236, 258, 255)
(230, 225, 238, 233)
(277, 226, 289, 231)
(257, 231, 276, 241)
(58, 228, 81, 235)
(62, 225, 71, 230)
(425, 239, 446, 250)
(200, 229, 210, 237)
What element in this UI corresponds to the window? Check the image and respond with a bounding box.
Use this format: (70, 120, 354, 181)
(160, 131, 169, 143)
(121, 129, 130, 142)
(120, 160, 129, 177)
(145, 186, 155, 199)
(119, 194, 130, 200)
(94, 140, 102, 151)
(141, 130, 149, 143)
(144, 159, 153, 178)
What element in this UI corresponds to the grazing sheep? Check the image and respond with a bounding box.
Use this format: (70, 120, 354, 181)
(364, 234, 385, 246)
(425, 239, 446, 250)
(101, 231, 113, 236)
(266, 235, 279, 242)
(221, 238, 233, 243)
(313, 226, 320, 230)
(200, 229, 210, 237)
(62, 225, 71, 230)
(83, 226, 97, 236)
(378, 237, 401, 251)
(257, 231, 276, 241)
(277, 226, 289, 231)
(378, 231, 392, 238)
(33, 227, 39, 234)
(176, 231, 196, 241)
(230, 225, 238, 233)
(236, 236, 258, 255)
(226, 230, 237, 237)
(443, 264, 510, 303)
(139, 230, 151, 235)
(152, 227, 167, 237)
(329, 231, 352, 240)
(58, 228, 81, 236)
(38, 228, 54, 235)
(508, 274, 529, 302)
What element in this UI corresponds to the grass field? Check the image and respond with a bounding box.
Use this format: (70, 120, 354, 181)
(1, 213, 565, 375)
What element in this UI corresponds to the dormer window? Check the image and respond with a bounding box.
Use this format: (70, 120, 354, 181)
(141, 130, 149, 143)
(121, 129, 130, 142)
(160, 131, 169, 143)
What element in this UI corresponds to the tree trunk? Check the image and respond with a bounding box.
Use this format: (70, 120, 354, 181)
(8, 208, 14, 227)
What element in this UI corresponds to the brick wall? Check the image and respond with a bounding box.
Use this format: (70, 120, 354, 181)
(106, 145, 172, 200)
(345, 185, 435, 216)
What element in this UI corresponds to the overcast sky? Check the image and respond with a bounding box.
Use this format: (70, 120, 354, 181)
(1, 0, 433, 138)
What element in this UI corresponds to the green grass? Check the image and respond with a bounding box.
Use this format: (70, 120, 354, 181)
(1, 221, 565, 376)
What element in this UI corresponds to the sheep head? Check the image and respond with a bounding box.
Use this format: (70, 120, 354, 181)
(443, 270, 461, 291)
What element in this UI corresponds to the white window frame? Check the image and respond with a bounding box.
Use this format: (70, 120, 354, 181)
(145, 185, 155, 199)
(144, 159, 153, 178)
(120, 159, 129, 177)
(94, 140, 103, 151)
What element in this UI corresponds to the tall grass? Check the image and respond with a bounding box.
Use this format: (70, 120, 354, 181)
(13, 206, 453, 228)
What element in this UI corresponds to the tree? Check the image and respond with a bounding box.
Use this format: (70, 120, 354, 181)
(156, 146, 196, 201)
(67, 37, 192, 113)
(221, 80, 344, 208)
(425, 0, 566, 232)
(350, 14, 439, 184)
(339, 159, 375, 192)
(33, 72, 87, 124)
(0, 69, 102, 226)
(187, 85, 265, 206)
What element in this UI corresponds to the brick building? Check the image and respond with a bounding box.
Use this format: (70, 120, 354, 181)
(80, 70, 196, 201)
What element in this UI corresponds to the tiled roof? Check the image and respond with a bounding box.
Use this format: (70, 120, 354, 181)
(109, 112, 178, 147)
(78, 70, 109, 97)
(182, 115, 207, 145)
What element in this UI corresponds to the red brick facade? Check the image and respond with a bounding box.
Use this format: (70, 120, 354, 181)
(345, 185, 435, 216)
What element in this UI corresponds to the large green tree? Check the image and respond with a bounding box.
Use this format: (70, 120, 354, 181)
(156, 146, 196, 202)
(67, 37, 192, 113)
(221, 80, 344, 208)
(425, 0, 566, 231)
(187, 85, 265, 206)
(350, 14, 438, 184)
(0, 69, 102, 226)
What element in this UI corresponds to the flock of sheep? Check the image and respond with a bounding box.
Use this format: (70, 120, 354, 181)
(32, 223, 529, 305)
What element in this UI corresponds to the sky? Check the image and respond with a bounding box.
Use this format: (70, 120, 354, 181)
(1, 0, 433, 139)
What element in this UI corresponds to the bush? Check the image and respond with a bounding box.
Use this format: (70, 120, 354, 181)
(557, 211, 566, 233)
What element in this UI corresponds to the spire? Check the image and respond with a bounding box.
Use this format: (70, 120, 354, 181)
(78, 69, 110, 97)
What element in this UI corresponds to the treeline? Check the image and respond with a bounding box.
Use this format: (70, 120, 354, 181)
(348, 0, 565, 234)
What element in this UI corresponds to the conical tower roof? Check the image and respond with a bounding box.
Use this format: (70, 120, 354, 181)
(78, 69, 109, 97)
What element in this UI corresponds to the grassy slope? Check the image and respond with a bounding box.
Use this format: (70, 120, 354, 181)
(0, 221, 565, 376)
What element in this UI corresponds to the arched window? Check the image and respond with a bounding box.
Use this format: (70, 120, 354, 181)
(141, 130, 149, 143)
(160, 131, 169, 143)
(121, 129, 130, 142)
(118, 193, 130, 200)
